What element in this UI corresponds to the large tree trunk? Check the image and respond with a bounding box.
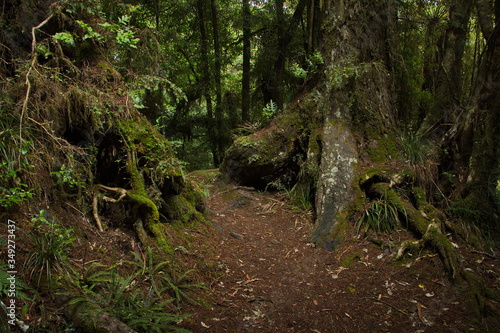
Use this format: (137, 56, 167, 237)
(221, 0, 398, 247)
(310, 0, 398, 245)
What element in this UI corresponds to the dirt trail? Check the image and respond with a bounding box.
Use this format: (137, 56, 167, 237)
(183, 184, 498, 332)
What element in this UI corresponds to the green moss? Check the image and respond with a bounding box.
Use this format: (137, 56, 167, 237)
(366, 135, 399, 163)
(148, 223, 174, 253)
(164, 195, 197, 224)
(341, 252, 363, 267)
(116, 117, 205, 253)
(97, 60, 122, 81)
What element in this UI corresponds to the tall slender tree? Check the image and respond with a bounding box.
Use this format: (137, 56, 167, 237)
(242, 0, 251, 123)
(196, 0, 217, 166)
(211, 0, 224, 165)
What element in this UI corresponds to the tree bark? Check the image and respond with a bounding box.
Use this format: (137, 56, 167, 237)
(211, 0, 224, 165)
(274, 0, 285, 111)
(196, 0, 218, 167)
(242, 0, 251, 123)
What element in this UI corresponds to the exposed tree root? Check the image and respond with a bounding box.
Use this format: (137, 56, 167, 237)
(362, 176, 500, 316)
(93, 184, 171, 251)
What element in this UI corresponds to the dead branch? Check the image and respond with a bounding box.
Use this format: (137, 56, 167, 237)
(92, 194, 104, 232)
(20, 14, 54, 141)
(366, 297, 408, 315)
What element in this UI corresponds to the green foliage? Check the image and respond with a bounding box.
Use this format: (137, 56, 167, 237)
(0, 163, 34, 209)
(36, 44, 54, 59)
(99, 15, 140, 49)
(162, 268, 206, 308)
(400, 131, 429, 165)
(73, 259, 193, 332)
(356, 199, 406, 234)
(0, 127, 35, 209)
(125, 247, 206, 308)
(306, 50, 324, 73)
(53, 32, 76, 47)
(290, 63, 308, 79)
(76, 20, 104, 41)
(290, 185, 313, 212)
(262, 100, 279, 122)
(51, 162, 84, 189)
(24, 210, 76, 287)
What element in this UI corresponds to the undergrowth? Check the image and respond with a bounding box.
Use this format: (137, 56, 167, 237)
(68, 247, 203, 332)
(356, 198, 406, 234)
(23, 210, 76, 288)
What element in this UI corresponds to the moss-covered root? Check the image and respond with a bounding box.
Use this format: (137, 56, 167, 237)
(383, 185, 500, 315)
(379, 186, 460, 280)
(65, 299, 137, 333)
(126, 191, 171, 252)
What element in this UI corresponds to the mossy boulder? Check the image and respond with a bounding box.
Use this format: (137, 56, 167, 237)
(219, 104, 308, 189)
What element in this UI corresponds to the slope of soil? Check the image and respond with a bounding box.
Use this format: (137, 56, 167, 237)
(183, 177, 499, 332)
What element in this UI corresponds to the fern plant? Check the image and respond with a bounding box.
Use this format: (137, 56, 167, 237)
(125, 247, 206, 308)
(262, 100, 279, 122)
(163, 268, 206, 308)
(74, 260, 193, 332)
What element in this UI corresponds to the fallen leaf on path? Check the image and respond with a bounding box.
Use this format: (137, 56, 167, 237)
(417, 303, 432, 326)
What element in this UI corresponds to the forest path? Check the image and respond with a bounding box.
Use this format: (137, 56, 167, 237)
(183, 178, 491, 332)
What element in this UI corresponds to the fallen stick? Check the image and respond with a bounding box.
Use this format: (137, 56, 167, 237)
(365, 297, 408, 315)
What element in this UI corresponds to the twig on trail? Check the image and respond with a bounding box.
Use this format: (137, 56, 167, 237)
(471, 250, 498, 259)
(217, 185, 255, 195)
(266, 196, 286, 205)
(365, 297, 408, 315)
(247, 297, 273, 303)
(183, 229, 207, 236)
(237, 278, 261, 286)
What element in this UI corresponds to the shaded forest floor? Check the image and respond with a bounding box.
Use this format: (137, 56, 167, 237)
(182, 172, 499, 332)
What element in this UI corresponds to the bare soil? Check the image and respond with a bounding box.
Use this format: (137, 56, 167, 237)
(182, 179, 500, 333)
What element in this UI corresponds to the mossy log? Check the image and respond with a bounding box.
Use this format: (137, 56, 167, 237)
(65, 299, 137, 333)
